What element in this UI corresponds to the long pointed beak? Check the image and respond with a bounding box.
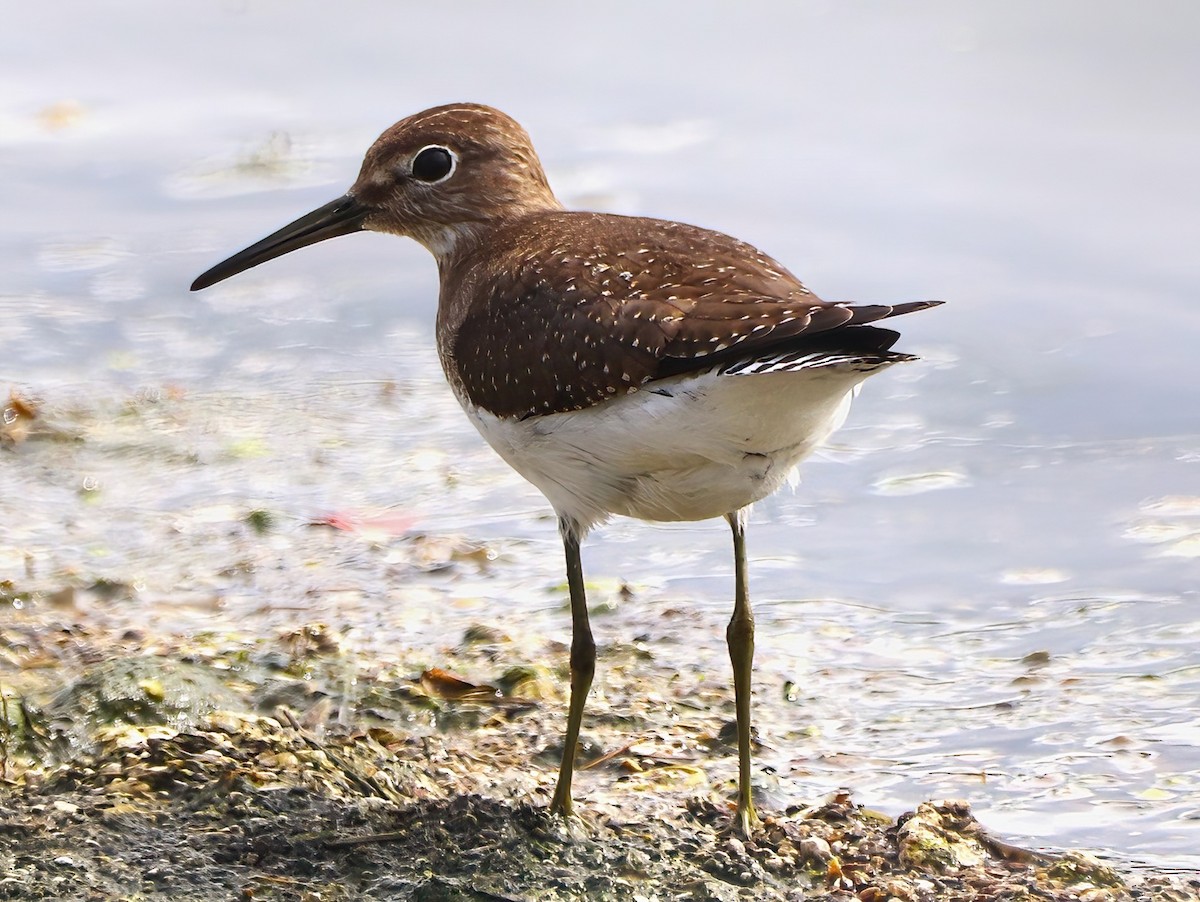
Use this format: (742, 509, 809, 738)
(190, 194, 369, 291)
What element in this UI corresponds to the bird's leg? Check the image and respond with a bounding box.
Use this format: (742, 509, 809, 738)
(726, 508, 760, 836)
(549, 520, 595, 819)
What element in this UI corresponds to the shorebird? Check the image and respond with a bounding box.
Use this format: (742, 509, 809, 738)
(192, 103, 940, 836)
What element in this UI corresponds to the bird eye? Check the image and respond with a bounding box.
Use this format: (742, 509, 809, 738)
(411, 145, 455, 183)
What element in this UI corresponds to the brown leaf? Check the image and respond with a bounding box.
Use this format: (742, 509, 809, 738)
(419, 668, 498, 701)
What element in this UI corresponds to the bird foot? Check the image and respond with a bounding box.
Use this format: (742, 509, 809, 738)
(535, 802, 594, 842)
(723, 799, 761, 839)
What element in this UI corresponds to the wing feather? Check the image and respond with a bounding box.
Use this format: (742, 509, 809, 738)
(449, 213, 940, 418)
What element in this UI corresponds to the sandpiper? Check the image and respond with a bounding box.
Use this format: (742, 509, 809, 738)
(192, 103, 940, 835)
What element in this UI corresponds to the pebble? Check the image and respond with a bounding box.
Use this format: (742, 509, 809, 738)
(798, 835, 832, 863)
(624, 848, 651, 873)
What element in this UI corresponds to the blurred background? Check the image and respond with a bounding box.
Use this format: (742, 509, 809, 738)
(2, 1, 1198, 867)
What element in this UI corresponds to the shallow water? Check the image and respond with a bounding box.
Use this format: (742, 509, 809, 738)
(3, 1, 1198, 868)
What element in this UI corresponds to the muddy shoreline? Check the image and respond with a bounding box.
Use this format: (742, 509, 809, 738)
(2, 608, 1196, 901)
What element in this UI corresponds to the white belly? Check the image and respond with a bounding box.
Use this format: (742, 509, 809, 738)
(457, 363, 887, 537)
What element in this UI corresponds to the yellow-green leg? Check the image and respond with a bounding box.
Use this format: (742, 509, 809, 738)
(549, 521, 595, 819)
(726, 509, 760, 836)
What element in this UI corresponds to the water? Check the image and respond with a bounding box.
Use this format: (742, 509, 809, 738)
(2, 1, 1198, 868)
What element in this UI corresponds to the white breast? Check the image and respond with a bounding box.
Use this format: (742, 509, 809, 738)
(457, 359, 894, 537)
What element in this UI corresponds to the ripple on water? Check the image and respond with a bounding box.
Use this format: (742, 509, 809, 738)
(870, 468, 971, 495)
(163, 131, 338, 200)
(36, 237, 132, 272)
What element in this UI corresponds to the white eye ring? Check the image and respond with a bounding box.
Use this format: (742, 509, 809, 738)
(410, 145, 457, 184)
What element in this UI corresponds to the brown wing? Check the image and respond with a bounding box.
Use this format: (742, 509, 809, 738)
(448, 212, 938, 418)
